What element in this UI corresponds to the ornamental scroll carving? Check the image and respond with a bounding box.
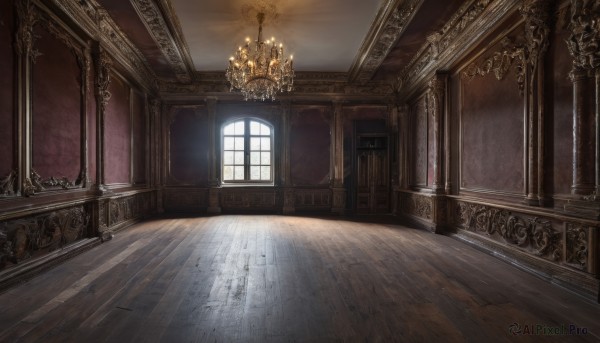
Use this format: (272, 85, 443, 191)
(0, 206, 90, 270)
(94, 48, 112, 112)
(401, 193, 432, 220)
(109, 193, 152, 226)
(15, 0, 39, 60)
(567, 0, 600, 70)
(565, 223, 588, 269)
(462, 37, 526, 95)
(455, 202, 561, 261)
(0, 170, 17, 196)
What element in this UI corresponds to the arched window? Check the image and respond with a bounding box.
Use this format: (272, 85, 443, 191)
(222, 118, 273, 184)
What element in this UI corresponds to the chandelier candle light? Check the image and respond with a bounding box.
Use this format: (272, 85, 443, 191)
(226, 12, 294, 101)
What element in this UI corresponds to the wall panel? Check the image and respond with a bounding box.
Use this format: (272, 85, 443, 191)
(132, 91, 146, 184)
(168, 107, 208, 185)
(31, 25, 81, 183)
(290, 107, 331, 185)
(411, 96, 428, 187)
(104, 74, 131, 185)
(460, 38, 525, 195)
(548, 17, 574, 197)
(0, 0, 14, 185)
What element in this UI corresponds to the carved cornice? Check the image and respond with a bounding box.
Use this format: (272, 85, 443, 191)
(567, 0, 600, 71)
(398, 0, 525, 99)
(348, 0, 422, 83)
(50, 0, 158, 91)
(130, 0, 191, 82)
(160, 72, 393, 99)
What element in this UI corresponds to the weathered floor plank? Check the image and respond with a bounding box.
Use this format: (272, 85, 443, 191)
(0, 215, 598, 342)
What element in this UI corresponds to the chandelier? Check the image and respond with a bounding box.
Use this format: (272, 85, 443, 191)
(226, 12, 294, 101)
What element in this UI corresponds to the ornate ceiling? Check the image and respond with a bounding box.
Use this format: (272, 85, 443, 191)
(96, 0, 465, 85)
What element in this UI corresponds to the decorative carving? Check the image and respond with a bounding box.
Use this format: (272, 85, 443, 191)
(349, 0, 420, 83)
(0, 206, 90, 270)
(462, 37, 526, 94)
(22, 178, 35, 197)
(437, 0, 493, 53)
(15, 0, 39, 59)
(294, 189, 331, 209)
(94, 47, 112, 112)
(401, 193, 432, 220)
(566, 0, 600, 70)
(108, 193, 152, 226)
(455, 201, 561, 261)
(0, 170, 17, 196)
(399, 0, 494, 94)
(220, 190, 278, 209)
(427, 76, 445, 118)
(566, 223, 588, 268)
(130, 0, 191, 82)
(52, 0, 157, 89)
(521, 0, 552, 66)
(30, 169, 75, 191)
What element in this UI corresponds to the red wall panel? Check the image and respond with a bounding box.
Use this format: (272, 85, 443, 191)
(132, 91, 146, 184)
(412, 96, 428, 187)
(548, 22, 574, 196)
(0, 0, 14, 179)
(104, 74, 131, 185)
(460, 51, 525, 194)
(290, 107, 331, 185)
(31, 26, 81, 182)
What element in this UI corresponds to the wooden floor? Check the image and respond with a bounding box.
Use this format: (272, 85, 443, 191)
(0, 215, 598, 342)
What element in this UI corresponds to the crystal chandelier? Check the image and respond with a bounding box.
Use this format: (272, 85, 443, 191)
(226, 12, 294, 101)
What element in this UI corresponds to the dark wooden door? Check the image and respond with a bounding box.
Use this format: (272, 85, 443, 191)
(356, 148, 389, 214)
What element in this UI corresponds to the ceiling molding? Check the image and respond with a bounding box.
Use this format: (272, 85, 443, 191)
(154, 0, 197, 79)
(49, 0, 158, 92)
(397, 0, 521, 100)
(159, 77, 393, 102)
(130, 0, 192, 82)
(348, 0, 423, 84)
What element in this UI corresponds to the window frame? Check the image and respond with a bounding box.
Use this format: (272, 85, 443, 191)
(221, 117, 274, 185)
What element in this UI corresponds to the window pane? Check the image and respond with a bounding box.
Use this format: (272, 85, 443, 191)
(250, 152, 260, 165)
(260, 123, 270, 135)
(250, 137, 260, 151)
(261, 166, 271, 180)
(234, 166, 244, 180)
(235, 137, 244, 150)
(234, 151, 245, 165)
(250, 121, 260, 135)
(224, 137, 234, 150)
(261, 152, 270, 165)
(224, 123, 235, 135)
(224, 151, 234, 164)
(250, 166, 260, 180)
(261, 137, 270, 151)
(235, 121, 245, 135)
(223, 166, 233, 180)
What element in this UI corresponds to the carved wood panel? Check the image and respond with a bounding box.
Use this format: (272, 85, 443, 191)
(220, 189, 278, 210)
(0, 206, 91, 270)
(294, 189, 331, 210)
(163, 188, 209, 211)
